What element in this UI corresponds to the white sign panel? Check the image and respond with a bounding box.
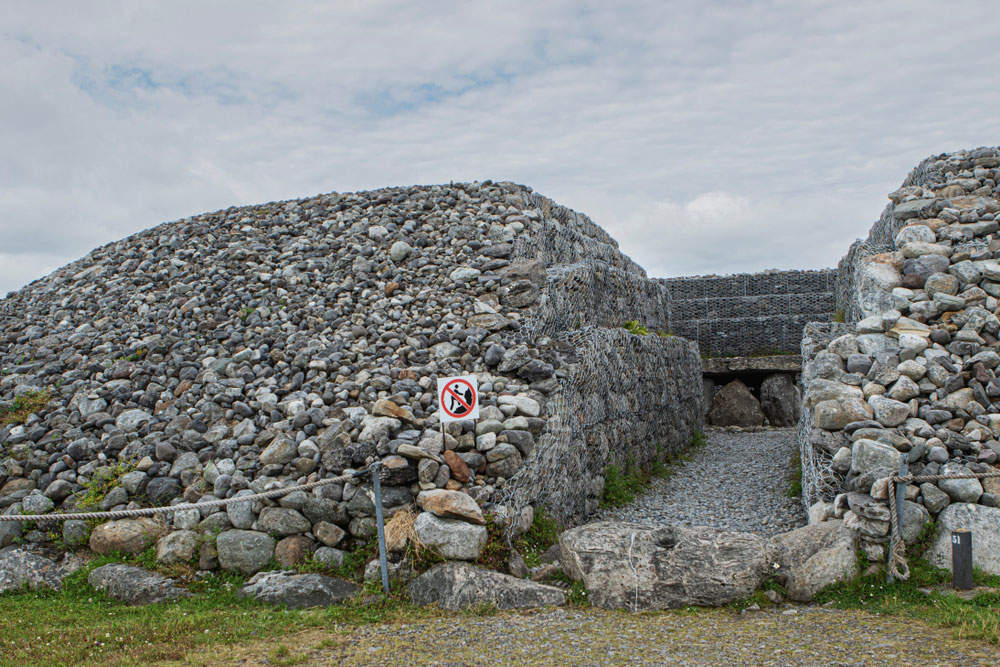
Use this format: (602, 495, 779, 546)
(437, 375, 480, 422)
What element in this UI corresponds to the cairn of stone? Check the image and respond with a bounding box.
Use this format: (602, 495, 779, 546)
(802, 146, 1000, 576)
(0, 181, 702, 576)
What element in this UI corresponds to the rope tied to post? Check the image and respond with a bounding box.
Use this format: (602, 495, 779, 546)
(886, 469, 1000, 582)
(0, 470, 368, 523)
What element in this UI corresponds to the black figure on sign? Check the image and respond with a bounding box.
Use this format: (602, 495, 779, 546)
(447, 383, 474, 417)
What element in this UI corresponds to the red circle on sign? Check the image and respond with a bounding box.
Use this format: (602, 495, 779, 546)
(440, 378, 476, 419)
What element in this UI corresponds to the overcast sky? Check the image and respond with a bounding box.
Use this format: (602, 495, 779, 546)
(2, 1, 999, 296)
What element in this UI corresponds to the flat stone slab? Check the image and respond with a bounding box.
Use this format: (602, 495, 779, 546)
(88, 564, 191, 605)
(560, 521, 769, 610)
(702, 355, 802, 375)
(408, 562, 565, 610)
(239, 570, 359, 608)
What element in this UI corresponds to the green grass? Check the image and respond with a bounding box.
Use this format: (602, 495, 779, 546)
(600, 432, 706, 508)
(621, 320, 674, 338)
(814, 554, 1000, 646)
(0, 388, 52, 425)
(0, 552, 441, 666)
(784, 449, 802, 498)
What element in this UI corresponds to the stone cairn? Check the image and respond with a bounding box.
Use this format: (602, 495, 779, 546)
(801, 147, 1000, 576)
(0, 180, 702, 578)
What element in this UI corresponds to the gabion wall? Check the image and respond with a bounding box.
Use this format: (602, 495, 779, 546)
(657, 270, 838, 357)
(500, 190, 705, 525)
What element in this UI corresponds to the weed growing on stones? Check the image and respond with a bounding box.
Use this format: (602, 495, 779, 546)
(600, 458, 646, 508)
(0, 388, 51, 425)
(475, 512, 511, 571)
(784, 449, 802, 498)
(77, 458, 138, 512)
(517, 507, 560, 568)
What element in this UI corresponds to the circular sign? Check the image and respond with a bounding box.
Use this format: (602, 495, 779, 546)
(440, 378, 477, 419)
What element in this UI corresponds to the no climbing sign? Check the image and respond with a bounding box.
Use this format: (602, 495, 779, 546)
(437, 375, 479, 422)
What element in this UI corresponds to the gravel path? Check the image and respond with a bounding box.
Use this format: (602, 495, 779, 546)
(595, 427, 807, 536)
(203, 607, 999, 666)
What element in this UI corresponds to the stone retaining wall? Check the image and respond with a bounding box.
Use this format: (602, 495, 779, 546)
(658, 270, 837, 357)
(0, 181, 704, 575)
(802, 146, 1000, 567)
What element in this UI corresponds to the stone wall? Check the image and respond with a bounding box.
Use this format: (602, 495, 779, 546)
(802, 146, 1000, 567)
(658, 270, 837, 357)
(0, 180, 704, 573)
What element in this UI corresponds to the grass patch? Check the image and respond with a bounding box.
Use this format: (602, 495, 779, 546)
(833, 308, 846, 323)
(621, 320, 673, 338)
(0, 388, 52, 425)
(599, 432, 706, 509)
(0, 551, 442, 666)
(76, 459, 138, 513)
(814, 555, 1000, 646)
(784, 448, 802, 498)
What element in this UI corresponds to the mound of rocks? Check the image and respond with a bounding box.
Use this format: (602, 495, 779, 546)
(803, 147, 1000, 570)
(0, 181, 702, 576)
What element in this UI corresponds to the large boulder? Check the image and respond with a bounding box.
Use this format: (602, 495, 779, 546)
(89, 518, 166, 555)
(408, 562, 565, 610)
(0, 550, 62, 594)
(88, 564, 191, 605)
(239, 570, 358, 608)
(759, 374, 800, 426)
(412, 511, 487, 560)
(559, 521, 768, 610)
(767, 520, 857, 602)
(708, 379, 764, 427)
(216, 529, 276, 575)
(926, 503, 1000, 575)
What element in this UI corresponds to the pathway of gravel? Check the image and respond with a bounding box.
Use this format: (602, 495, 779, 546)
(207, 607, 1000, 666)
(596, 427, 807, 536)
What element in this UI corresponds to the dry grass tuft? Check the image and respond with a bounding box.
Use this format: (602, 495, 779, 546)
(385, 507, 418, 552)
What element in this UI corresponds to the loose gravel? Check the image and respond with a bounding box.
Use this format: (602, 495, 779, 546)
(205, 607, 1000, 666)
(595, 427, 807, 536)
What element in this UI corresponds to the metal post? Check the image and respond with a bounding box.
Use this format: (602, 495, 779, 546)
(370, 461, 390, 595)
(887, 456, 908, 584)
(952, 530, 973, 590)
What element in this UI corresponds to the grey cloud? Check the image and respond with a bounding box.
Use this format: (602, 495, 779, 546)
(2, 1, 999, 294)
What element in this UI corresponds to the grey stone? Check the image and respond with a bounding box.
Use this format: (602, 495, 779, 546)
(759, 374, 800, 427)
(216, 530, 276, 575)
(868, 395, 910, 427)
(156, 530, 199, 565)
(920, 482, 950, 515)
(851, 439, 901, 475)
(239, 570, 358, 608)
(708, 379, 764, 427)
(900, 500, 931, 545)
(559, 521, 768, 610)
(412, 511, 487, 560)
(926, 503, 1000, 575)
(257, 507, 311, 537)
(814, 398, 873, 431)
(938, 463, 983, 503)
(767, 520, 857, 602)
(115, 409, 152, 432)
(408, 562, 565, 610)
(0, 550, 62, 594)
(259, 436, 297, 465)
(88, 564, 190, 605)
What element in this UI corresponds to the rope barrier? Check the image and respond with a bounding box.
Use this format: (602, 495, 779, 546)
(0, 470, 367, 523)
(886, 469, 1000, 582)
